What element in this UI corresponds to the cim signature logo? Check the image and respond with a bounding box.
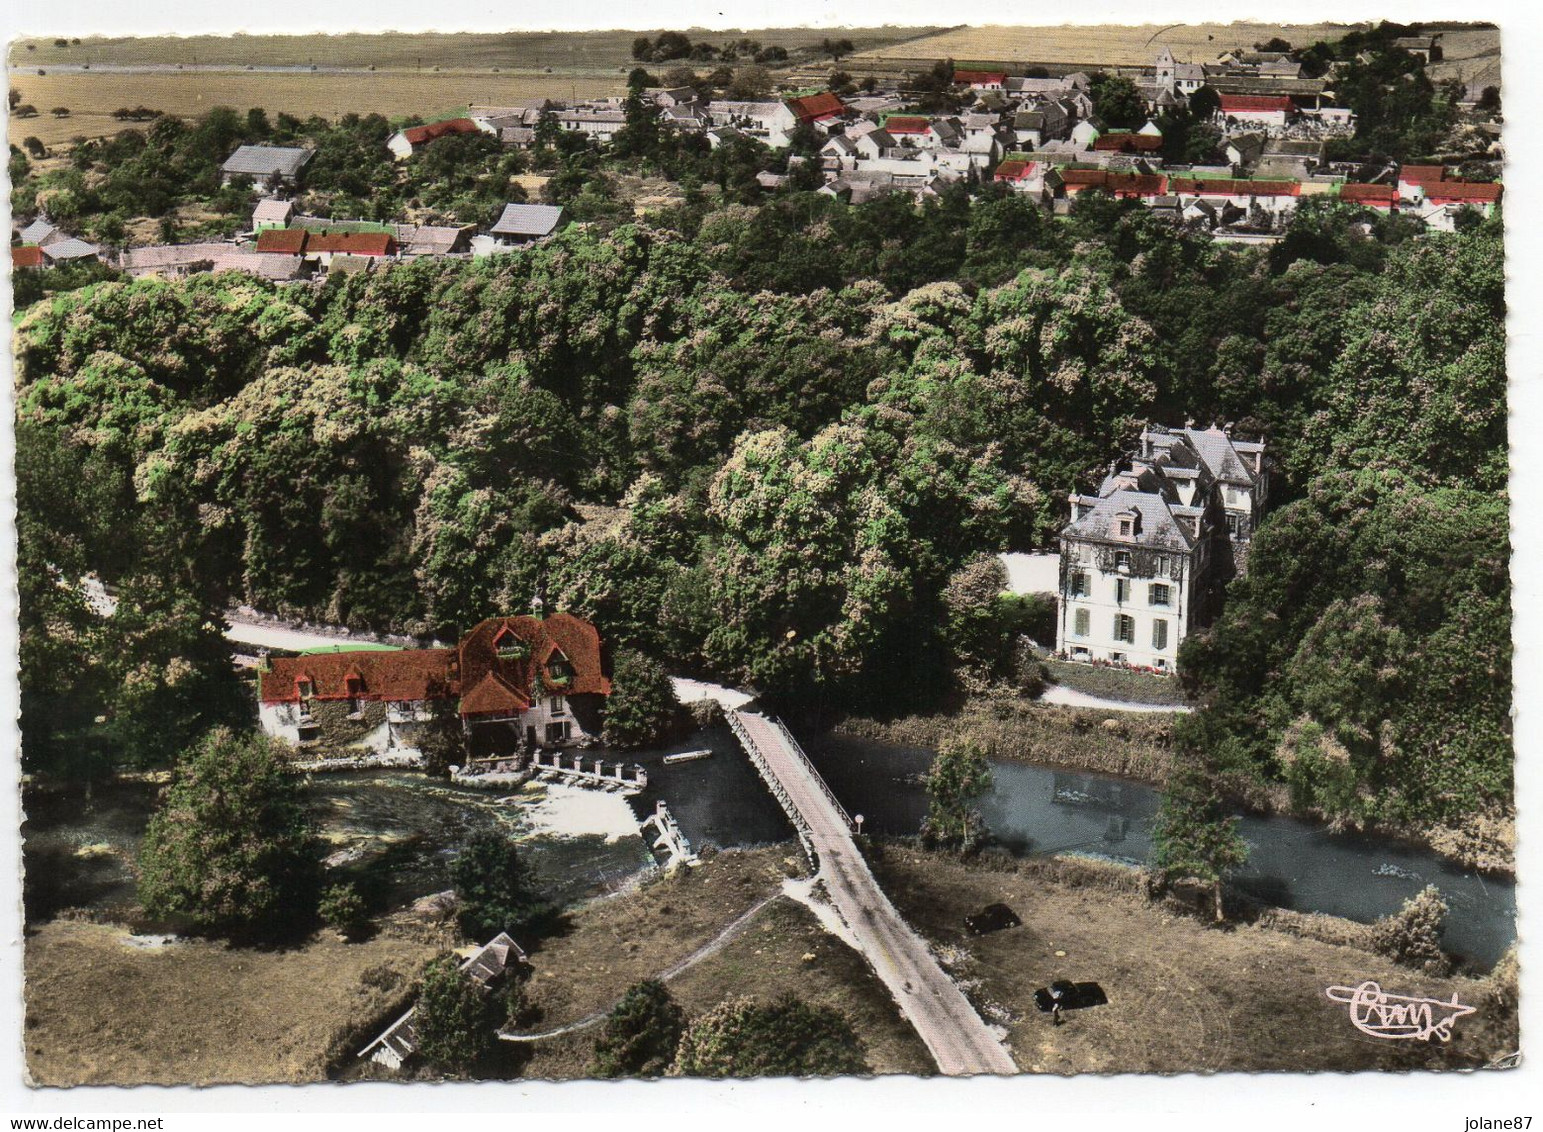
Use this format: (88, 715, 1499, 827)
(1325, 980, 1476, 1042)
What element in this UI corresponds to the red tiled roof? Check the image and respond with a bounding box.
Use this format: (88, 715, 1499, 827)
(306, 231, 397, 256)
(954, 70, 1007, 85)
(1092, 132, 1164, 152)
(259, 648, 456, 704)
(255, 229, 397, 256)
(1105, 172, 1168, 197)
(1339, 183, 1398, 206)
(458, 671, 530, 716)
(1397, 164, 1447, 185)
(1058, 169, 1167, 197)
(1218, 94, 1296, 114)
(258, 611, 611, 715)
(884, 116, 931, 134)
(457, 613, 611, 716)
(1167, 176, 1300, 197)
(12, 245, 44, 269)
(1426, 180, 1502, 204)
(402, 117, 480, 146)
(994, 159, 1037, 181)
(255, 227, 308, 254)
(786, 91, 845, 124)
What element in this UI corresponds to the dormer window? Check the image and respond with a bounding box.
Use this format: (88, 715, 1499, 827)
(493, 628, 529, 661)
(296, 677, 314, 699)
(344, 673, 363, 696)
(1115, 509, 1142, 540)
(547, 655, 574, 683)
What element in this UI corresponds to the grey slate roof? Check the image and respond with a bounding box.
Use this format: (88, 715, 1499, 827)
(490, 203, 564, 239)
(1063, 488, 1195, 551)
(40, 237, 100, 261)
(1178, 427, 1256, 485)
(221, 145, 313, 179)
(19, 218, 60, 245)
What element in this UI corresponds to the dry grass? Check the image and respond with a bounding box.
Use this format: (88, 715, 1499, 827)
(12, 28, 944, 70)
(23, 921, 444, 1086)
(513, 895, 933, 1079)
(850, 22, 1367, 70)
(869, 848, 1518, 1074)
(7, 72, 624, 148)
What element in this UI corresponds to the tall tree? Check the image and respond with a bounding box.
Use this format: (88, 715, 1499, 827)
(592, 980, 687, 1077)
(137, 728, 324, 940)
(921, 737, 994, 850)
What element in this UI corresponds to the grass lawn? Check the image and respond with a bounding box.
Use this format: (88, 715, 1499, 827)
(868, 847, 1517, 1074)
(1043, 657, 1189, 706)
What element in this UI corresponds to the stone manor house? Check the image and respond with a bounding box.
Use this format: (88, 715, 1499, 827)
(258, 611, 612, 761)
(1056, 424, 1268, 672)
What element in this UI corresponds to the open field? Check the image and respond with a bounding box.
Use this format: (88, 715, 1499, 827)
(871, 848, 1518, 1074)
(7, 71, 627, 148)
(23, 920, 445, 1086)
(11, 27, 946, 70)
(849, 22, 1367, 70)
(1427, 28, 1503, 96)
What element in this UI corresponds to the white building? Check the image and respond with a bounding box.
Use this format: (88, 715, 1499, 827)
(1056, 425, 1267, 671)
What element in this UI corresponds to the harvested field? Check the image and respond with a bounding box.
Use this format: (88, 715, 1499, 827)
(1427, 28, 1502, 97)
(23, 920, 445, 1086)
(849, 22, 1366, 71)
(868, 847, 1519, 1074)
(7, 71, 623, 148)
(12, 28, 944, 70)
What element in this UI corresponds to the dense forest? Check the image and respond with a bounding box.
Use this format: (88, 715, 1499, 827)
(14, 166, 1508, 831)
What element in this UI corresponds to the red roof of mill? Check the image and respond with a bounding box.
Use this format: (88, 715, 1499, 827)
(994, 159, 1038, 182)
(255, 229, 397, 256)
(883, 116, 931, 134)
(1397, 164, 1448, 185)
(255, 227, 308, 254)
(258, 611, 611, 714)
(12, 245, 45, 269)
(1426, 181, 1502, 204)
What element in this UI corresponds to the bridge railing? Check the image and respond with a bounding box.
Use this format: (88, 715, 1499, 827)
(769, 716, 855, 831)
(729, 710, 854, 833)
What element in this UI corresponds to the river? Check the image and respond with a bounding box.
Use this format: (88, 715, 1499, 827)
(22, 728, 1515, 970)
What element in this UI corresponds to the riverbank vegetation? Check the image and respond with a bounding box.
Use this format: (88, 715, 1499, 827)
(1040, 658, 1187, 707)
(837, 698, 1176, 786)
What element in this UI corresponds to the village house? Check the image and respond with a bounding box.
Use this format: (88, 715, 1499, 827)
(488, 202, 565, 248)
(255, 226, 397, 267)
(386, 117, 481, 159)
(1056, 424, 1267, 671)
(993, 159, 1062, 201)
(220, 144, 313, 190)
(785, 91, 847, 132)
(118, 242, 306, 281)
(953, 69, 1007, 91)
(258, 612, 613, 762)
(706, 99, 798, 147)
(1216, 94, 1298, 130)
(553, 107, 628, 142)
(251, 198, 295, 232)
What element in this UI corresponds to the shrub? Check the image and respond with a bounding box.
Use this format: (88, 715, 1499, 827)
(450, 828, 551, 941)
(671, 994, 868, 1078)
(319, 882, 370, 940)
(1372, 885, 1450, 975)
(592, 979, 686, 1077)
(413, 954, 503, 1074)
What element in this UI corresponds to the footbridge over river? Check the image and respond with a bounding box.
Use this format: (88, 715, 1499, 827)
(726, 710, 1017, 1077)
